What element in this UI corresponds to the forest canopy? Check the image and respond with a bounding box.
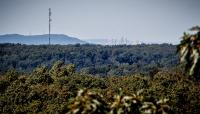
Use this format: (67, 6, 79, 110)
(0, 43, 178, 76)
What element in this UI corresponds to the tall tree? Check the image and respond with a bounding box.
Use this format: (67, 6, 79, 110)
(177, 26, 200, 77)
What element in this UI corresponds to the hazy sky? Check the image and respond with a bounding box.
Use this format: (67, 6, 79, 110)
(0, 0, 200, 44)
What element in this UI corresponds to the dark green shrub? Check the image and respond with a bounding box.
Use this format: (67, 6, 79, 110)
(29, 65, 53, 85)
(5, 69, 18, 82)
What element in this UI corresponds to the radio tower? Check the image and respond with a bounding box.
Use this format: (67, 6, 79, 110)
(48, 8, 52, 45)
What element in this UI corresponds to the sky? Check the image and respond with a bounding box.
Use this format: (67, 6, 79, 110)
(0, 0, 200, 44)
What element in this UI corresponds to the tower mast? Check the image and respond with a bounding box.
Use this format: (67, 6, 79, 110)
(49, 8, 52, 45)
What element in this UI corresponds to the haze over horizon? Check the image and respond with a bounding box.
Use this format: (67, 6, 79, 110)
(0, 0, 200, 44)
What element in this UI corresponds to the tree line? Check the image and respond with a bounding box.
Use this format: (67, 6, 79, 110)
(0, 43, 178, 76)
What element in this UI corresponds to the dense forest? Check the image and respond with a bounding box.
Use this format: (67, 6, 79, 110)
(0, 43, 195, 114)
(1, 26, 200, 113)
(0, 62, 200, 113)
(0, 43, 178, 76)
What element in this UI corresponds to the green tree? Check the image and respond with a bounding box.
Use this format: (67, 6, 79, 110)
(177, 26, 200, 77)
(49, 61, 75, 78)
(30, 65, 53, 84)
(5, 69, 18, 82)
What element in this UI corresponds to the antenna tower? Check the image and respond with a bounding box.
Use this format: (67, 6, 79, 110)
(49, 8, 52, 45)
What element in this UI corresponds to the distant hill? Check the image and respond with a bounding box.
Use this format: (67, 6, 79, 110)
(0, 34, 87, 45)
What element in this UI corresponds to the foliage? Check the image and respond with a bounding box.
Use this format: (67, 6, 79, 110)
(4, 69, 18, 82)
(0, 43, 178, 76)
(49, 61, 75, 78)
(68, 89, 171, 114)
(67, 89, 108, 114)
(2, 26, 200, 113)
(29, 65, 54, 85)
(177, 26, 200, 77)
(0, 63, 200, 113)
